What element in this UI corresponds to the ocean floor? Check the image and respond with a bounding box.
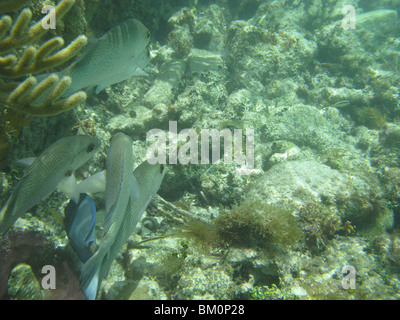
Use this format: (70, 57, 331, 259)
(1, 0, 400, 300)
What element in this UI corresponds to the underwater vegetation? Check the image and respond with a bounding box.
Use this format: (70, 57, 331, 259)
(2, 0, 400, 300)
(215, 199, 302, 249)
(248, 284, 296, 300)
(353, 106, 386, 130)
(0, 107, 31, 168)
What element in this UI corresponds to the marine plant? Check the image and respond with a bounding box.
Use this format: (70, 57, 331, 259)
(298, 202, 342, 252)
(321, 147, 353, 171)
(214, 197, 302, 250)
(379, 167, 400, 209)
(0, 107, 31, 168)
(152, 240, 189, 294)
(248, 284, 296, 300)
(353, 106, 386, 130)
(335, 187, 391, 237)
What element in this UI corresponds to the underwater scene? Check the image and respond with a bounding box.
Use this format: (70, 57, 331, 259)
(0, 0, 400, 301)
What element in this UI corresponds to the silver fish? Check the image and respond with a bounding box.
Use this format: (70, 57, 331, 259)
(104, 133, 134, 233)
(81, 161, 166, 300)
(0, 136, 100, 236)
(60, 18, 151, 96)
(80, 132, 134, 299)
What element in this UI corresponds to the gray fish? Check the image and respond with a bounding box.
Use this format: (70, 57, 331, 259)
(80, 132, 134, 299)
(104, 133, 134, 233)
(81, 161, 166, 300)
(59, 18, 151, 96)
(0, 136, 100, 236)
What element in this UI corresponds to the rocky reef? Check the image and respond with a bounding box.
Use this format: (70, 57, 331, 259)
(1, 0, 400, 300)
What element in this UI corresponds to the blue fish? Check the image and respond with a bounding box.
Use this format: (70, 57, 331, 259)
(64, 193, 97, 263)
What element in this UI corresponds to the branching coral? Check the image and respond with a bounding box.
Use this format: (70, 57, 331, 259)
(0, 0, 88, 167)
(0, 0, 88, 116)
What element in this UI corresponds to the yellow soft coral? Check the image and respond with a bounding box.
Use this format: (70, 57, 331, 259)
(0, 0, 88, 116)
(0, 0, 89, 167)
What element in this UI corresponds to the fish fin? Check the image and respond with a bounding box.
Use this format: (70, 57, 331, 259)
(0, 184, 21, 236)
(76, 170, 106, 195)
(133, 67, 149, 76)
(82, 268, 99, 300)
(81, 37, 98, 55)
(94, 60, 149, 95)
(65, 37, 98, 71)
(14, 157, 36, 168)
(80, 250, 102, 300)
(0, 199, 10, 236)
(133, 67, 148, 76)
(130, 175, 140, 200)
(58, 174, 80, 204)
(102, 204, 115, 235)
(95, 84, 107, 94)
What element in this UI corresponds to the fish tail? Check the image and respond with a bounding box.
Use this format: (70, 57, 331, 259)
(0, 200, 11, 237)
(80, 249, 104, 300)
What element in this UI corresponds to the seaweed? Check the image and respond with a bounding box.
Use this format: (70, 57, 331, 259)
(214, 198, 302, 250)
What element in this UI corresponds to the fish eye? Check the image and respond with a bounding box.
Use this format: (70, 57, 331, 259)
(65, 170, 72, 177)
(143, 217, 159, 232)
(146, 31, 150, 39)
(87, 143, 96, 153)
(160, 164, 165, 173)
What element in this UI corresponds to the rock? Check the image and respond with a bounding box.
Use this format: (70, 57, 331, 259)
(268, 141, 301, 166)
(248, 160, 393, 231)
(144, 60, 186, 107)
(381, 123, 400, 148)
(8, 263, 43, 300)
(356, 10, 398, 35)
(104, 279, 167, 300)
(126, 254, 147, 281)
(187, 49, 226, 75)
(226, 19, 317, 89)
(176, 266, 234, 299)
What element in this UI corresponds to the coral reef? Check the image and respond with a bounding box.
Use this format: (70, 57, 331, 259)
(7, 263, 43, 300)
(73, 1, 400, 300)
(2, 0, 400, 301)
(0, 230, 49, 299)
(0, 227, 84, 300)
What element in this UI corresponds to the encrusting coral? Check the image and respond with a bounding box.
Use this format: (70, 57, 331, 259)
(0, 0, 88, 116)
